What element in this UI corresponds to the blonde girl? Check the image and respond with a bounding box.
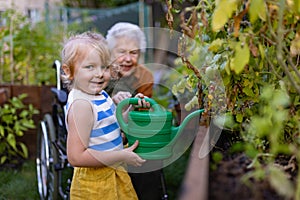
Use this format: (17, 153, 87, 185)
(61, 31, 147, 199)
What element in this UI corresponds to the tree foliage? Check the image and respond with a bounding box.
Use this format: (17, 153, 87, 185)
(168, 0, 300, 198)
(0, 9, 65, 85)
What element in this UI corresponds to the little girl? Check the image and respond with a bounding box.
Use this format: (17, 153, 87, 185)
(61, 31, 147, 199)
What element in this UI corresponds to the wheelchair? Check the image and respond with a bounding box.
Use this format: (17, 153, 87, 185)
(36, 60, 72, 200)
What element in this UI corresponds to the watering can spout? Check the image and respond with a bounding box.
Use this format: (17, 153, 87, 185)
(171, 109, 205, 142)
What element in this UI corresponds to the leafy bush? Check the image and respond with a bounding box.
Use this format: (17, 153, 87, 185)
(0, 9, 64, 85)
(167, 0, 300, 198)
(0, 94, 39, 166)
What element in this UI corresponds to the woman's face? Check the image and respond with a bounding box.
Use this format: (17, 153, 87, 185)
(65, 45, 111, 95)
(112, 37, 140, 77)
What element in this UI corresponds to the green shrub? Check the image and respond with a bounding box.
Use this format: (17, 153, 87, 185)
(0, 94, 39, 167)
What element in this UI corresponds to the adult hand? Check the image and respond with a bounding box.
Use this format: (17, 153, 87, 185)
(112, 91, 132, 104)
(135, 93, 150, 108)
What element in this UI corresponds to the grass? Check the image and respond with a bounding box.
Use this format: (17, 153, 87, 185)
(0, 160, 39, 200)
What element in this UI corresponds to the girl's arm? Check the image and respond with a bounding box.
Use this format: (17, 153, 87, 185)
(66, 100, 145, 168)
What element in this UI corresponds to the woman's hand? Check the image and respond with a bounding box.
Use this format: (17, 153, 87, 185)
(134, 93, 150, 108)
(123, 140, 146, 167)
(112, 91, 132, 104)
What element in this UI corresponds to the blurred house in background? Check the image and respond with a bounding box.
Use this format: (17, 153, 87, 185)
(0, 0, 62, 25)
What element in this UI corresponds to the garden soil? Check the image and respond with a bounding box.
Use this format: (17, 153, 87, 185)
(208, 133, 297, 200)
(177, 126, 297, 200)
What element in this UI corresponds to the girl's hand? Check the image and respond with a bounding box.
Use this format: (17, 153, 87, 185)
(123, 140, 146, 167)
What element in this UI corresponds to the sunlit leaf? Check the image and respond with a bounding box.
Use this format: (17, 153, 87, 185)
(230, 42, 250, 74)
(212, 0, 238, 32)
(209, 38, 224, 52)
(243, 87, 255, 97)
(214, 113, 236, 129)
(249, 0, 266, 23)
(236, 113, 243, 123)
(0, 156, 7, 164)
(258, 43, 265, 59)
(184, 95, 198, 111)
(7, 133, 16, 150)
(19, 143, 28, 158)
(287, 0, 300, 14)
(272, 90, 290, 108)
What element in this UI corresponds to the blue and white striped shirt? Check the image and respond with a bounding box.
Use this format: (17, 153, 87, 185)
(65, 89, 123, 152)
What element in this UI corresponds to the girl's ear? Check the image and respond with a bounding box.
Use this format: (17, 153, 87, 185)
(62, 64, 73, 80)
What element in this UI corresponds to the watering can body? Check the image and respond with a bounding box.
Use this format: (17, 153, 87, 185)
(116, 98, 204, 159)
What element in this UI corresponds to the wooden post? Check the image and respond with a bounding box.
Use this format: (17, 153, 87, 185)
(178, 126, 209, 200)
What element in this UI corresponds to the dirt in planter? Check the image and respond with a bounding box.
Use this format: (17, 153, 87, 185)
(208, 131, 297, 200)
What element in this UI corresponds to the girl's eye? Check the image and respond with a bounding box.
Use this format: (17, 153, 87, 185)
(101, 66, 110, 70)
(85, 65, 94, 69)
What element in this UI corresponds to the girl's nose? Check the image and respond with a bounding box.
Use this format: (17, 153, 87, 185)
(95, 67, 104, 77)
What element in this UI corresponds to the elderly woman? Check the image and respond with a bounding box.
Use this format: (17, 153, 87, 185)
(105, 22, 166, 200)
(105, 22, 154, 104)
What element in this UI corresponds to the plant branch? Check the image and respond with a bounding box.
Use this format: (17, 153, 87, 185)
(276, 0, 300, 95)
(283, 46, 300, 81)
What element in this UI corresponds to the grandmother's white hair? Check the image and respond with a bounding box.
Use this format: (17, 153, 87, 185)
(106, 22, 146, 53)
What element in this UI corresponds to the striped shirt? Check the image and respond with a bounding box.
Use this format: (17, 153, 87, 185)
(65, 89, 123, 151)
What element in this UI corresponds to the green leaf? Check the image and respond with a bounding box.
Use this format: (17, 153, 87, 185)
(230, 42, 250, 74)
(269, 166, 294, 198)
(212, 151, 223, 163)
(258, 44, 265, 59)
(243, 87, 255, 97)
(236, 113, 243, 123)
(7, 133, 16, 150)
(0, 156, 7, 164)
(0, 126, 4, 137)
(209, 39, 224, 52)
(249, 0, 266, 23)
(214, 113, 236, 129)
(20, 110, 29, 118)
(212, 0, 238, 32)
(19, 143, 28, 158)
(21, 120, 36, 129)
(184, 95, 198, 111)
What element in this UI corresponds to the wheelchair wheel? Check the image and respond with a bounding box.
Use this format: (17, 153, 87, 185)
(36, 114, 59, 200)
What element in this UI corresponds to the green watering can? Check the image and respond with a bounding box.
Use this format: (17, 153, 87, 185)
(116, 98, 204, 159)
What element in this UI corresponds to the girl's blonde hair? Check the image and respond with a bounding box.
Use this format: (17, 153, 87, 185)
(61, 31, 111, 90)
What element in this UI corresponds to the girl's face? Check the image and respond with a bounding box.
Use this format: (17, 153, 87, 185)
(69, 45, 110, 95)
(112, 37, 140, 77)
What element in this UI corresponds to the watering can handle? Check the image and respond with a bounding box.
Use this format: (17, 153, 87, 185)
(116, 97, 160, 133)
